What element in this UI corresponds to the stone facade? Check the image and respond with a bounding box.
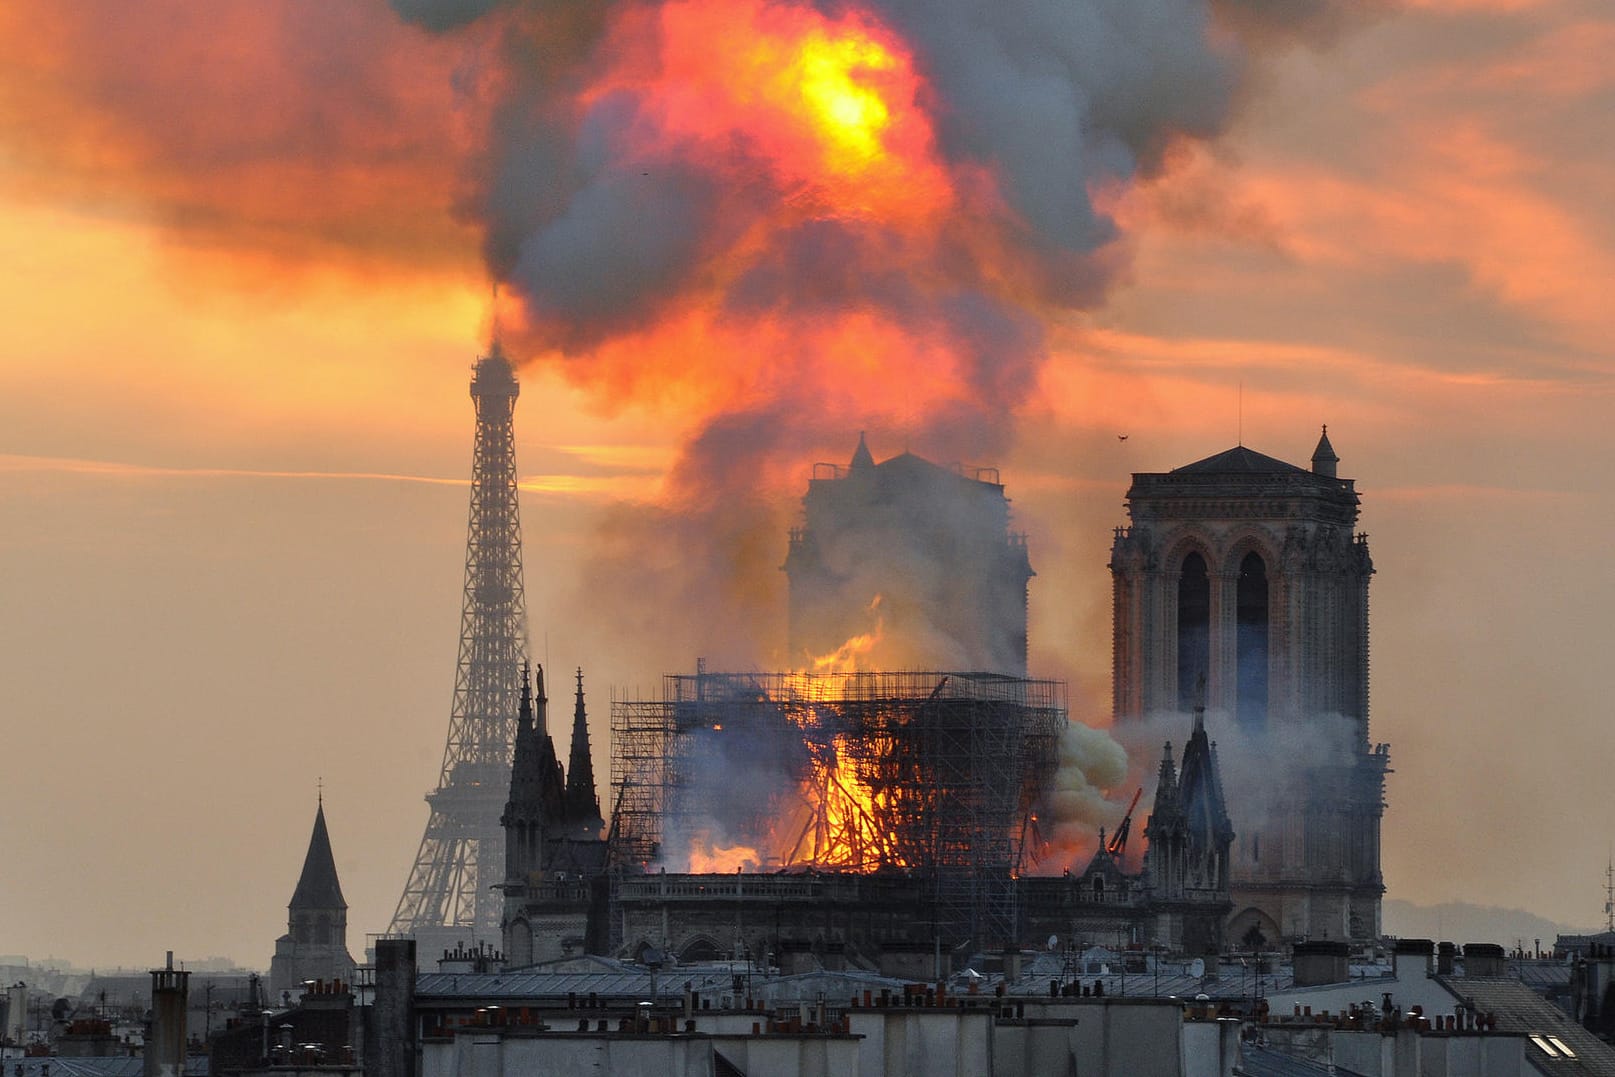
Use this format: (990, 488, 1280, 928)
(783, 435, 1033, 675)
(500, 665, 608, 965)
(1109, 431, 1388, 944)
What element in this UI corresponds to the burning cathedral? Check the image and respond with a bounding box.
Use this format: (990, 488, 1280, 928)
(503, 437, 1222, 967)
(495, 431, 1385, 969)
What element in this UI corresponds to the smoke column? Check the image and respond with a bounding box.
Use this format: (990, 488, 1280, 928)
(394, 0, 1368, 666)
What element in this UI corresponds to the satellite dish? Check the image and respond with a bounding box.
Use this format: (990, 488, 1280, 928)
(1189, 958, 1206, 979)
(1047, 935, 1058, 951)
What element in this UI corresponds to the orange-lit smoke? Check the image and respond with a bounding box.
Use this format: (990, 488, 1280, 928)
(0, 0, 1365, 674)
(0, 2, 476, 283)
(490, 0, 1030, 467)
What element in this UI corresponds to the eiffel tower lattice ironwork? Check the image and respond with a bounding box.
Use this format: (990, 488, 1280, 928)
(389, 343, 529, 946)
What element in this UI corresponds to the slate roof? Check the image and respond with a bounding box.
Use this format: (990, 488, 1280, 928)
(3, 1060, 205, 1077)
(289, 801, 346, 910)
(417, 956, 735, 1002)
(1440, 976, 1615, 1076)
(1011, 950, 1283, 999)
(1237, 1044, 1369, 1076)
(1172, 446, 1311, 476)
(419, 954, 941, 1009)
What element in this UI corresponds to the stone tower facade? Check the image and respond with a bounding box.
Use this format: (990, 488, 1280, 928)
(1144, 709, 1236, 954)
(783, 434, 1034, 674)
(270, 799, 355, 999)
(1110, 431, 1388, 944)
(500, 665, 607, 966)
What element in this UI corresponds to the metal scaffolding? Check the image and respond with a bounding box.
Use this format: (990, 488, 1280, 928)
(608, 670, 1064, 947)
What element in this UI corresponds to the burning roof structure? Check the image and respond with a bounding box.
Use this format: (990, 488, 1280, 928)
(609, 669, 1065, 944)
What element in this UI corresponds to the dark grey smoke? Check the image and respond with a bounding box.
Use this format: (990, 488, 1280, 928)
(392, 0, 1370, 669)
(392, 0, 507, 32)
(409, 0, 1273, 344)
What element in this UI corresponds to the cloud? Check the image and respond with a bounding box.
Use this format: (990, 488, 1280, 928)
(0, 1, 474, 275)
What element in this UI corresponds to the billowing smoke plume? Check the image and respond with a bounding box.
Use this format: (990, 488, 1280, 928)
(1041, 722, 1129, 863)
(1111, 706, 1368, 857)
(385, 0, 1367, 667)
(659, 719, 811, 870)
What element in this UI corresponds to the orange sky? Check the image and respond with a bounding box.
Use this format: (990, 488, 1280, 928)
(1, 0, 1612, 967)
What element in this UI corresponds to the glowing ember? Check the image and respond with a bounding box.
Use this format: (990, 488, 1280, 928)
(687, 831, 762, 873)
(783, 732, 907, 871)
(666, 597, 911, 872)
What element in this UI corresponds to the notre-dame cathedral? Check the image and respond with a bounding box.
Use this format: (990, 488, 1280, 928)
(1109, 429, 1389, 944)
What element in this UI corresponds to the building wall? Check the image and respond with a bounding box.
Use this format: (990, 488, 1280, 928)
(417, 1002, 1231, 1077)
(611, 873, 930, 965)
(422, 1030, 860, 1077)
(268, 935, 355, 1002)
(1264, 1027, 1529, 1076)
(784, 449, 1032, 675)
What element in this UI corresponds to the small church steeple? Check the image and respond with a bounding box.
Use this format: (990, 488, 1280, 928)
(290, 798, 346, 914)
(1311, 425, 1338, 478)
(270, 795, 354, 998)
(849, 431, 874, 471)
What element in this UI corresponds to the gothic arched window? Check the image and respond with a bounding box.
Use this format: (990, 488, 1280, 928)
(1177, 552, 1210, 710)
(1236, 551, 1269, 728)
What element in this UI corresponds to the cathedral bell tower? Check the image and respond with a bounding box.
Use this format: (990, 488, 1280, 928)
(1111, 429, 1388, 943)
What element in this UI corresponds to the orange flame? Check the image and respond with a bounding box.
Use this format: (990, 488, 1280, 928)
(809, 594, 884, 674)
(782, 732, 908, 872)
(672, 596, 910, 873)
(686, 829, 762, 873)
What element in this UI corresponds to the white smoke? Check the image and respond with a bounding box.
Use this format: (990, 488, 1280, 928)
(1042, 721, 1130, 855)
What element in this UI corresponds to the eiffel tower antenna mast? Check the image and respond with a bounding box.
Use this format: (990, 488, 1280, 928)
(388, 336, 530, 954)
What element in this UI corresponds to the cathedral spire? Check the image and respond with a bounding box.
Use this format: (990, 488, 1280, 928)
(534, 662, 549, 736)
(506, 664, 539, 813)
(1157, 741, 1178, 795)
(565, 668, 602, 829)
(518, 662, 533, 731)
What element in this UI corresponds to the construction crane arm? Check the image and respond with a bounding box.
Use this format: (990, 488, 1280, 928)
(1105, 787, 1143, 857)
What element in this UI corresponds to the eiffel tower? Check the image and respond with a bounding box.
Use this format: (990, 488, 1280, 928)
(388, 342, 528, 956)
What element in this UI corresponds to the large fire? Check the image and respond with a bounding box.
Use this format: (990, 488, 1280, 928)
(683, 598, 918, 873)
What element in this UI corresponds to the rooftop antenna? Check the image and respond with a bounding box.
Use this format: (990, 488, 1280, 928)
(1238, 381, 1244, 446)
(1605, 850, 1613, 933)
